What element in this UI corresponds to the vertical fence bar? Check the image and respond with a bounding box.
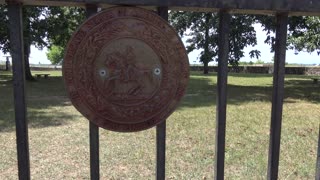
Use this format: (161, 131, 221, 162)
(7, 2, 30, 180)
(215, 10, 231, 180)
(156, 122, 166, 180)
(267, 13, 288, 180)
(85, 4, 100, 180)
(89, 122, 99, 180)
(156, 8, 168, 180)
(316, 125, 320, 180)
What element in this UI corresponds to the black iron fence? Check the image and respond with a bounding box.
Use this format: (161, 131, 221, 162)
(1, 0, 319, 180)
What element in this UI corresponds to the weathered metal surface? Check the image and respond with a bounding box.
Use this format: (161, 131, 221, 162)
(7, 3, 30, 180)
(156, 120, 166, 180)
(267, 13, 288, 180)
(63, 6, 189, 132)
(215, 10, 231, 180)
(86, 4, 100, 180)
(89, 121, 100, 180)
(156, 7, 168, 180)
(316, 125, 320, 180)
(2, 0, 320, 15)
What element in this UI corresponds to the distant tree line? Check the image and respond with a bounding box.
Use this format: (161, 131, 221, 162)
(170, 12, 320, 74)
(0, 6, 319, 79)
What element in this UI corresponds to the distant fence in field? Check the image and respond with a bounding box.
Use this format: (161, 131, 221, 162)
(30, 64, 62, 71)
(0, 64, 61, 71)
(1, 64, 320, 75)
(190, 65, 320, 75)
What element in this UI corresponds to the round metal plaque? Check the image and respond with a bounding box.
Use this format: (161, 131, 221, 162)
(63, 7, 189, 132)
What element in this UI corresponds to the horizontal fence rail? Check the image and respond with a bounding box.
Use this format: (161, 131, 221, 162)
(1, 0, 320, 15)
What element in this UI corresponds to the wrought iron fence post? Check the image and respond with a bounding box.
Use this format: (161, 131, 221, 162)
(156, 121, 166, 180)
(86, 4, 100, 180)
(156, 7, 168, 180)
(316, 125, 320, 180)
(7, 2, 30, 180)
(215, 10, 231, 180)
(267, 13, 288, 180)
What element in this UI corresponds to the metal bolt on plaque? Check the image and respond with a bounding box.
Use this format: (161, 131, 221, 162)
(63, 6, 189, 132)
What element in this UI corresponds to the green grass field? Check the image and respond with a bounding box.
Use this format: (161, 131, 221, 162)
(0, 70, 319, 179)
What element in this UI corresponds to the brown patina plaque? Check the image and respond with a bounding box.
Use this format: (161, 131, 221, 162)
(63, 7, 189, 132)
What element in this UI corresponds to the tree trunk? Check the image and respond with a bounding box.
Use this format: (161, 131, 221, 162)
(203, 13, 211, 75)
(22, 7, 35, 81)
(5, 57, 10, 71)
(203, 61, 209, 74)
(23, 8, 36, 81)
(24, 41, 35, 81)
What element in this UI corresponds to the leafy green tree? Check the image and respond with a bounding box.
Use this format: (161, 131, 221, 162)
(0, 6, 85, 80)
(0, 6, 47, 81)
(0, 6, 9, 55)
(45, 7, 85, 65)
(45, 7, 85, 49)
(46, 45, 64, 65)
(257, 15, 320, 57)
(288, 16, 320, 55)
(170, 12, 260, 74)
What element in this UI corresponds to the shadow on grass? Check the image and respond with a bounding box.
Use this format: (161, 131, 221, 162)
(284, 79, 320, 103)
(0, 73, 319, 131)
(178, 74, 320, 110)
(0, 75, 13, 83)
(0, 76, 80, 132)
(179, 78, 271, 109)
(0, 101, 79, 132)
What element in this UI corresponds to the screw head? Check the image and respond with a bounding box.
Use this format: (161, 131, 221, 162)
(154, 68, 161, 75)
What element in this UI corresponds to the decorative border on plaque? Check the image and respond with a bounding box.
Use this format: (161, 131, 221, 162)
(63, 6, 189, 132)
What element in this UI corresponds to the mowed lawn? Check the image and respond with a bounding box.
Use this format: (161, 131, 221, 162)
(0, 70, 319, 179)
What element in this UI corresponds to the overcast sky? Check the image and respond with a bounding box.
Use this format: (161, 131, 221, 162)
(1, 24, 319, 65)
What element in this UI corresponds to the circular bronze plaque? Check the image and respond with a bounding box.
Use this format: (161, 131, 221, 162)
(63, 6, 189, 132)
